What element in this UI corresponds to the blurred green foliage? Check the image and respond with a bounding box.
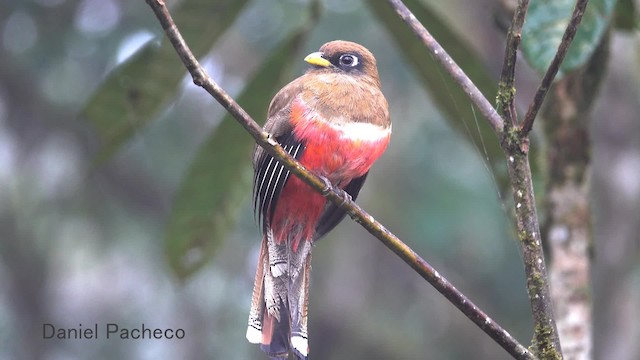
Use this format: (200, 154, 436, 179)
(84, 0, 249, 161)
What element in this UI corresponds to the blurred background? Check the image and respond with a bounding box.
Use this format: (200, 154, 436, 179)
(0, 0, 638, 359)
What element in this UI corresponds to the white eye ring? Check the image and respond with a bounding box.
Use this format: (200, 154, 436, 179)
(339, 54, 359, 67)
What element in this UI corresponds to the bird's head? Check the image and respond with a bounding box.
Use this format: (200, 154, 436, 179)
(304, 40, 380, 82)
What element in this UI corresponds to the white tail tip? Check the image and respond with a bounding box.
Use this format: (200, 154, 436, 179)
(246, 326, 262, 344)
(291, 335, 309, 357)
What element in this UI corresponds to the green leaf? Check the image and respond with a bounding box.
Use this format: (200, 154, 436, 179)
(83, 0, 249, 161)
(165, 31, 310, 279)
(366, 0, 508, 189)
(522, 0, 616, 78)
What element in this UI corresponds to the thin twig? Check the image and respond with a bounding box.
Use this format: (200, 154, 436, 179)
(498, 0, 530, 126)
(145, 0, 533, 358)
(520, 0, 590, 134)
(385, 0, 504, 135)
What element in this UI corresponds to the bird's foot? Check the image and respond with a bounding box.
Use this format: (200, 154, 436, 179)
(319, 176, 352, 206)
(319, 175, 333, 196)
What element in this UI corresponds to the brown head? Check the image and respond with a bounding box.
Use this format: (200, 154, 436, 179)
(303, 40, 380, 86)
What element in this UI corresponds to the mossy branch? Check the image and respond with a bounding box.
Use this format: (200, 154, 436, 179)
(498, 0, 529, 125)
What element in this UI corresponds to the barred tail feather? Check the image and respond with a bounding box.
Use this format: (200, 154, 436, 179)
(289, 246, 311, 359)
(247, 233, 312, 360)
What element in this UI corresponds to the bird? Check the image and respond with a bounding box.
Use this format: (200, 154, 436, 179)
(246, 40, 391, 359)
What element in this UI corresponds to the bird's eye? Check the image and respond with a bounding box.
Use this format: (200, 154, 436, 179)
(339, 54, 358, 67)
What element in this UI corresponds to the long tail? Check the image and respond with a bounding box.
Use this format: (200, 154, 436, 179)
(247, 232, 312, 359)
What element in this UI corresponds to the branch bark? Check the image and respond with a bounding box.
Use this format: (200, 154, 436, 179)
(145, 0, 533, 358)
(503, 141, 562, 359)
(504, 1, 590, 357)
(498, 0, 529, 125)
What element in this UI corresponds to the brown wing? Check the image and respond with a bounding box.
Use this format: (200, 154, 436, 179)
(253, 77, 307, 234)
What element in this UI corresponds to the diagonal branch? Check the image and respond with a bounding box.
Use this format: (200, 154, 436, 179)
(145, 0, 533, 358)
(520, 0, 590, 134)
(498, 0, 530, 126)
(385, 0, 504, 135)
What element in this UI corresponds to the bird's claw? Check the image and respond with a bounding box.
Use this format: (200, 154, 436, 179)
(319, 176, 333, 196)
(319, 176, 351, 206)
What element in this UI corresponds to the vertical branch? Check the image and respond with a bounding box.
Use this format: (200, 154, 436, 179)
(497, 0, 560, 358)
(506, 1, 590, 355)
(504, 145, 563, 359)
(497, 0, 529, 125)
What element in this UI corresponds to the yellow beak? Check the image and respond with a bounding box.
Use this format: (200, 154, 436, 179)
(304, 52, 331, 67)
